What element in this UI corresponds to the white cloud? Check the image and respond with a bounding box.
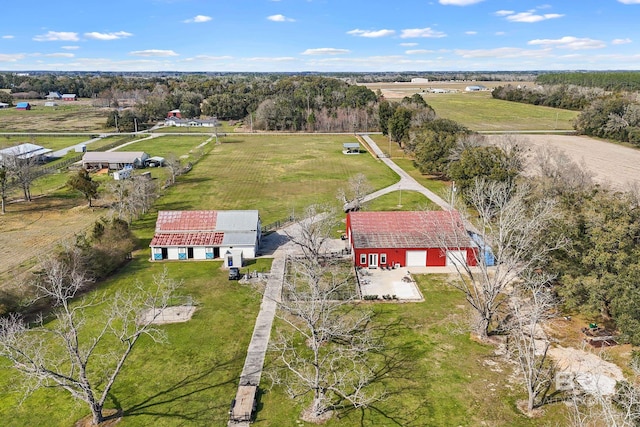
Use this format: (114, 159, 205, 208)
(619, 0, 640, 4)
(495, 31, 506, 36)
(612, 38, 632, 45)
(528, 36, 606, 50)
(399, 42, 418, 46)
(33, 31, 79, 42)
(400, 28, 446, 38)
(494, 10, 514, 16)
(454, 47, 551, 59)
(61, 45, 80, 50)
(439, 0, 485, 5)
(129, 49, 179, 57)
(184, 55, 233, 61)
(301, 48, 350, 55)
(347, 29, 395, 38)
(267, 14, 295, 22)
(245, 56, 296, 62)
(505, 11, 564, 23)
(183, 15, 212, 23)
(44, 53, 75, 58)
(2, 35, 14, 39)
(0, 53, 24, 62)
(84, 31, 132, 41)
(405, 49, 434, 55)
(465, 31, 477, 35)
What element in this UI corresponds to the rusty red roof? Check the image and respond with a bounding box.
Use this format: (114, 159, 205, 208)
(348, 210, 473, 249)
(155, 210, 218, 232)
(150, 232, 225, 247)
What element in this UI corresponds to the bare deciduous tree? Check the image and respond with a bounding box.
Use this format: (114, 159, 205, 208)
(446, 178, 565, 340)
(3, 153, 37, 202)
(108, 175, 158, 223)
(270, 205, 386, 422)
(0, 257, 180, 425)
(533, 146, 593, 195)
(507, 272, 557, 414)
(285, 204, 338, 262)
(271, 262, 384, 422)
(0, 165, 9, 214)
(164, 153, 183, 186)
(336, 173, 374, 212)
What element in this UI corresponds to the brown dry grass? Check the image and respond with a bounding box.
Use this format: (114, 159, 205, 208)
(0, 196, 105, 285)
(0, 100, 109, 132)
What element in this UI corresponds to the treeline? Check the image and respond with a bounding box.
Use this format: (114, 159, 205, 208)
(492, 78, 640, 145)
(491, 84, 595, 111)
(537, 71, 640, 92)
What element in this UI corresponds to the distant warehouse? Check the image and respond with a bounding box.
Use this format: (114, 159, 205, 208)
(82, 151, 149, 170)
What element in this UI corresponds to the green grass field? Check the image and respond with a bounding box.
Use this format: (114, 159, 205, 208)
(0, 258, 265, 427)
(423, 92, 578, 131)
(255, 275, 568, 426)
(0, 135, 91, 151)
(0, 132, 575, 426)
(151, 134, 399, 224)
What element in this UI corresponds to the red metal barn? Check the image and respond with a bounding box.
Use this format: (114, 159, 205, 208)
(346, 210, 478, 268)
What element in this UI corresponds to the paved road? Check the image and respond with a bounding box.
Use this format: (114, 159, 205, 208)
(357, 134, 452, 210)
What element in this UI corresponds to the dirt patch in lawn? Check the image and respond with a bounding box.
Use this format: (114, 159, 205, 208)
(549, 345, 624, 396)
(486, 134, 640, 191)
(139, 305, 197, 325)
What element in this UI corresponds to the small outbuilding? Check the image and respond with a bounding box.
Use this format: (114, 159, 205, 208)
(167, 109, 182, 118)
(61, 94, 77, 101)
(82, 151, 149, 170)
(149, 210, 261, 263)
(15, 102, 31, 110)
(44, 101, 58, 107)
(45, 91, 62, 100)
(0, 102, 9, 109)
(343, 143, 361, 154)
(346, 210, 477, 268)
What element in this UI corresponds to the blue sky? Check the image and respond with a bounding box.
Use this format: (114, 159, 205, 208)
(1, 0, 639, 72)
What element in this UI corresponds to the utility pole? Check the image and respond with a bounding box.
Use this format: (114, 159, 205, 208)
(134, 117, 138, 133)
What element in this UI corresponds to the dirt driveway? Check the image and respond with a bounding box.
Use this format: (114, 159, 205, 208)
(486, 134, 640, 191)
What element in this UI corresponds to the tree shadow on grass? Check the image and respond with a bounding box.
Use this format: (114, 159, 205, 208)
(116, 354, 245, 424)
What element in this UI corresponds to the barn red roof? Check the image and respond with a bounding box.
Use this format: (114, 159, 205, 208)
(348, 210, 473, 249)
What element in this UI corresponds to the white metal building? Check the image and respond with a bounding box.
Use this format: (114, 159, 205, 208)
(149, 210, 261, 264)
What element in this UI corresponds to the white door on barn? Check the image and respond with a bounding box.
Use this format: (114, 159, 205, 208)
(406, 250, 427, 267)
(368, 253, 378, 268)
(446, 250, 468, 267)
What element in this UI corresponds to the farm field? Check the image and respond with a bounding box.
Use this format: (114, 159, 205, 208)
(0, 101, 110, 133)
(363, 81, 578, 131)
(486, 134, 640, 191)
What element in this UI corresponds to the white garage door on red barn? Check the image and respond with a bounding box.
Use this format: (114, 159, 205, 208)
(406, 250, 427, 267)
(446, 250, 468, 267)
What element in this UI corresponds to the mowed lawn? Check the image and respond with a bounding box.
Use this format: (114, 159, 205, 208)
(423, 92, 578, 131)
(256, 275, 569, 426)
(0, 258, 265, 427)
(148, 134, 400, 224)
